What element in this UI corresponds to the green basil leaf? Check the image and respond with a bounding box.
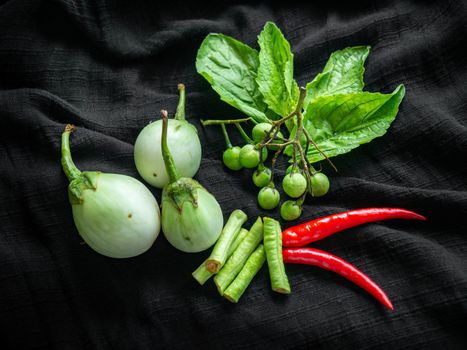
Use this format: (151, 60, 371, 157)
(305, 46, 370, 105)
(196, 34, 271, 123)
(256, 22, 299, 117)
(304, 84, 405, 163)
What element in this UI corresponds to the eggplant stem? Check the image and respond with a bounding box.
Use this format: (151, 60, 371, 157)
(161, 110, 180, 183)
(61, 124, 82, 182)
(175, 83, 186, 121)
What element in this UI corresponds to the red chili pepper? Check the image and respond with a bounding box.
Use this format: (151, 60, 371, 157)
(282, 207, 426, 247)
(283, 248, 393, 310)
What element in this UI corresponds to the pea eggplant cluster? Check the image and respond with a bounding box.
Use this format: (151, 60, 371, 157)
(202, 104, 332, 222)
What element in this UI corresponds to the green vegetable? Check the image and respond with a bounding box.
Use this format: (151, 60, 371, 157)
(192, 228, 249, 285)
(304, 46, 370, 105)
(303, 85, 405, 162)
(252, 122, 284, 150)
(282, 172, 307, 198)
(214, 217, 263, 295)
(220, 124, 243, 171)
(160, 110, 223, 253)
(252, 123, 284, 143)
(197, 22, 407, 221)
(257, 22, 299, 117)
(239, 144, 261, 168)
(206, 209, 248, 273)
(223, 244, 266, 303)
(134, 84, 202, 188)
(263, 217, 290, 294)
(239, 144, 267, 169)
(257, 186, 280, 210)
(61, 125, 161, 258)
(280, 200, 302, 221)
(310, 172, 330, 197)
(196, 34, 272, 123)
(252, 166, 272, 188)
(223, 146, 243, 171)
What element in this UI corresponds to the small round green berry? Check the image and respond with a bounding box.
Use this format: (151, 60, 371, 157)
(282, 172, 307, 198)
(310, 172, 330, 197)
(222, 146, 242, 170)
(252, 167, 272, 188)
(257, 186, 280, 210)
(239, 144, 260, 168)
(280, 200, 302, 221)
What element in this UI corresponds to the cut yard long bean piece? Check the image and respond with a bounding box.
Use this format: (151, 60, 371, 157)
(192, 228, 249, 285)
(214, 217, 263, 295)
(224, 245, 266, 303)
(206, 210, 248, 273)
(263, 217, 290, 294)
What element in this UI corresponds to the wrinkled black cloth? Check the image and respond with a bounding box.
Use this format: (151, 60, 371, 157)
(1, 1, 466, 349)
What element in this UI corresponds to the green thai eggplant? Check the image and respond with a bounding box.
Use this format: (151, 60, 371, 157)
(133, 84, 202, 189)
(61, 125, 161, 258)
(160, 110, 223, 253)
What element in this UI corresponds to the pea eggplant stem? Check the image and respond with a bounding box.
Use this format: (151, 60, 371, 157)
(235, 123, 253, 144)
(214, 217, 263, 295)
(282, 208, 427, 247)
(192, 228, 249, 285)
(201, 117, 250, 126)
(61, 124, 81, 182)
(282, 248, 394, 310)
(263, 217, 290, 294)
(174, 83, 186, 121)
(221, 124, 232, 149)
(161, 110, 180, 183)
(205, 209, 248, 273)
(224, 244, 266, 303)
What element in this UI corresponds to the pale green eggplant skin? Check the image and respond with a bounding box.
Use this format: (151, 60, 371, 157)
(71, 172, 161, 258)
(134, 119, 201, 189)
(159, 108, 224, 253)
(134, 84, 201, 189)
(161, 178, 223, 253)
(61, 124, 161, 259)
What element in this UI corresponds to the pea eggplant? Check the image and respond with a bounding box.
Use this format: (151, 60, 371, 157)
(160, 110, 224, 253)
(61, 125, 161, 258)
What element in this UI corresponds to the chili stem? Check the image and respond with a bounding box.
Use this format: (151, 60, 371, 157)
(214, 217, 263, 295)
(61, 124, 81, 182)
(206, 210, 248, 273)
(224, 244, 266, 303)
(263, 217, 290, 294)
(282, 248, 394, 310)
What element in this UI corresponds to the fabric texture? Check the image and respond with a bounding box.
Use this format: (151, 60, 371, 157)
(1, 0, 466, 348)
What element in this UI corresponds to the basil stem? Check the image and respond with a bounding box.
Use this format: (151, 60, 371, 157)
(206, 210, 248, 273)
(214, 217, 263, 295)
(263, 217, 291, 294)
(224, 244, 266, 303)
(192, 228, 249, 285)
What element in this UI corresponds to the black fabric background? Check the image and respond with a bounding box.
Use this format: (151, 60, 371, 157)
(1, 0, 467, 349)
